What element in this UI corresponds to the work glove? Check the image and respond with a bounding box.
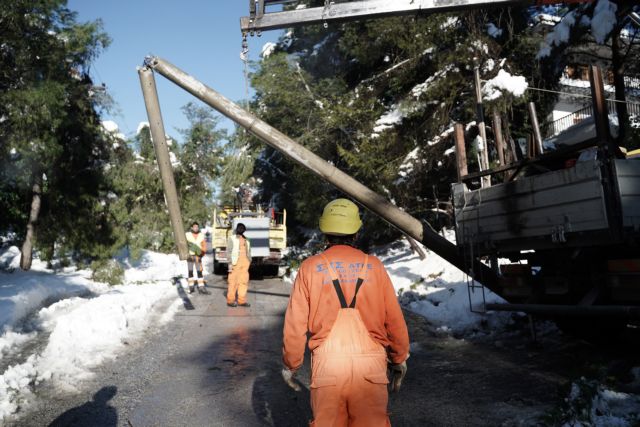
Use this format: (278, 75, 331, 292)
(389, 361, 407, 393)
(281, 367, 301, 391)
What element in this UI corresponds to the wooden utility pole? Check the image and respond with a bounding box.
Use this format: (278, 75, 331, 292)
(474, 66, 491, 188)
(492, 110, 505, 166)
(138, 66, 189, 260)
(454, 123, 468, 182)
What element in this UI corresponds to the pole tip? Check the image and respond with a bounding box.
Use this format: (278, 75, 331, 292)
(143, 56, 159, 69)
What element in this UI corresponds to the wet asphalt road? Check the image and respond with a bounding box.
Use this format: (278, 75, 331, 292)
(12, 269, 640, 426)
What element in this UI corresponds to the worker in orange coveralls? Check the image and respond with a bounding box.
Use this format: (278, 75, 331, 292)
(282, 198, 410, 426)
(227, 223, 252, 307)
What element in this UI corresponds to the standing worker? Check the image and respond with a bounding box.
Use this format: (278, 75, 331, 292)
(227, 223, 252, 307)
(185, 221, 208, 294)
(282, 199, 410, 426)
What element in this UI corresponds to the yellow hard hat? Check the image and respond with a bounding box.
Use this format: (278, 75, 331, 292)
(319, 199, 362, 236)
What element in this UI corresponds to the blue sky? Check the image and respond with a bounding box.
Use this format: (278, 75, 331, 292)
(68, 0, 282, 142)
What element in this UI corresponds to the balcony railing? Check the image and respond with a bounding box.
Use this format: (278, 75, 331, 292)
(545, 100, 640, 138)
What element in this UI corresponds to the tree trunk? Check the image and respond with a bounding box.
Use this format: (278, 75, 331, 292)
(611, 27, 628, 144)
(20, 175, 42, 271)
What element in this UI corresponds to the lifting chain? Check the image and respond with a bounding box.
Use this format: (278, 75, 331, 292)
(240, 32, 249, 62)
(240, 32, 251, 129)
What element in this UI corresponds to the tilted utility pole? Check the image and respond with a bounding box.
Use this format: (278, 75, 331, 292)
(139, 56, 501, 292)
(138, 66, 189, 260)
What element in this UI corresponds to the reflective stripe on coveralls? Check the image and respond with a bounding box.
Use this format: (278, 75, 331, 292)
(227, 236, 251, 304)
(309, 253, 391, 427)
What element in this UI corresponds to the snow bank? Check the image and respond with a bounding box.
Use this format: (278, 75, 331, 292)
(376, 231, 508, 335)
(559, 378, 640, 426)
(285, 231, 509, 335)
(0, 248, 183, 420)
(483, 69, 528, 101)
(0, 246, 105, 330)
(0, 246, 21, 271)
(122, 250, 185, 283)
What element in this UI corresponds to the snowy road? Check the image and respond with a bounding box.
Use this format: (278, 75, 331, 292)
(10, 272, 640, 427)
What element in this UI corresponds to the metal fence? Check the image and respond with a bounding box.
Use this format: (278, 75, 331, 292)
(545, 100, 640, 138)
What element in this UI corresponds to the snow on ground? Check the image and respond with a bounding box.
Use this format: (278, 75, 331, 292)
(558, 378, 640, 426)
(284, 230, 510, 336)
(0, 247, 184, 420)
(374, 230, 509, 336)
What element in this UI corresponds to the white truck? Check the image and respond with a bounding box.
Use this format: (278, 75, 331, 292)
(211, 205, 287, 276)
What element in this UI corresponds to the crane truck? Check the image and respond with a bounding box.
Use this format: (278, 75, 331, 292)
(139, 0, 640, 336)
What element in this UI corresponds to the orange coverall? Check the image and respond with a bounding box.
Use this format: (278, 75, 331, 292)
(283, 245, 410, 426)
(227, 236, 251, 305)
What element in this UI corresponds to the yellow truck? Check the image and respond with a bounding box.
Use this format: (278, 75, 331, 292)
(212, 205, 287, 276)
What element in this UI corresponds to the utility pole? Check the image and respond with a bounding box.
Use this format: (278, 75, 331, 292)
(138, 66, 189, 260)
(474, 65, 491, 188)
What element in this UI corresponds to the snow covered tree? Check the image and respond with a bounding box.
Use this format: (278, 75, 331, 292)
(245, 4, 551, 245)
(177, 102, 227, 225)
(536, 0, 640, 144)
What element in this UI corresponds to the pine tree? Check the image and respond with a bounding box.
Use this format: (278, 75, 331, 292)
(0, 0, 111, 268)
(177, 102, 227, 225)
(246, 5, 551, 245)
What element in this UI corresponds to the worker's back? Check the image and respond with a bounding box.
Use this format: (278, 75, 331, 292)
(283, 244, 408, 368)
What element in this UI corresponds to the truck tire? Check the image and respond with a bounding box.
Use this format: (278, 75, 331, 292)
(263, 265, 280, 277)
(213, 260, 226, 275)
(555, 317, 629, 343)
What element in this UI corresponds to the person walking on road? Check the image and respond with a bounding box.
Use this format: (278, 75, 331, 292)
(185, 221, 208, 294)
(282, 198, 410, 426)
(227, 223, 252, 307)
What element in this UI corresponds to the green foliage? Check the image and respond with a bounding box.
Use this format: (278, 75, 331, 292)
(91, 259, 124, 286)
(245, 7, 552, 246)
(176, 102, 227, 224)
(101, 103, 227, 259)
(0, 0, 115, 261)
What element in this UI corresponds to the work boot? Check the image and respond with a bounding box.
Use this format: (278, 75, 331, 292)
(238, 302, 251, 307)
(188, 285, 194, 294)
(227, 302, 238, 307)
(198, 286, 210, 295)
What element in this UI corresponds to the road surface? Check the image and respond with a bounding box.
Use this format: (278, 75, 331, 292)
(13, 270, 639, 426)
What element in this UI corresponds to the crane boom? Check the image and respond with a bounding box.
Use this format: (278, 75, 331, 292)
(241, 0, 534, 33)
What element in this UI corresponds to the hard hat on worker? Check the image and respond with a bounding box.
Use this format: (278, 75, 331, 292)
(319, 198, 362, 235)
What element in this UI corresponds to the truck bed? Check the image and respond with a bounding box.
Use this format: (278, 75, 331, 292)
(452, 159, 640, 254)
